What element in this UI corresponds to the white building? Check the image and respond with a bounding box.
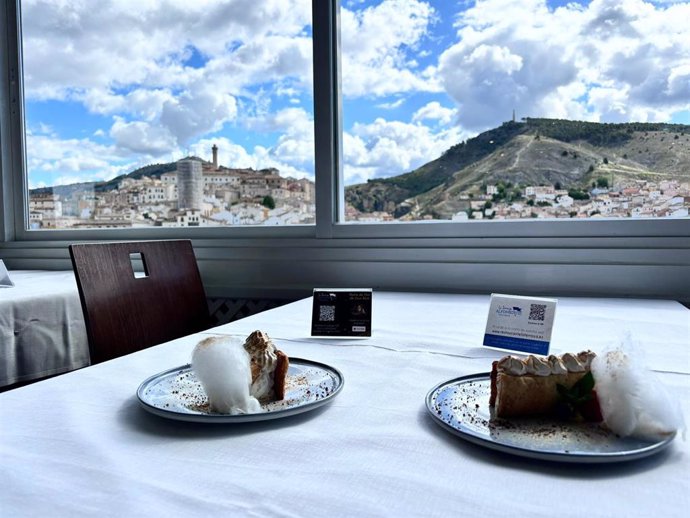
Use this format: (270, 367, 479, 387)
(556, 194, 574, 208)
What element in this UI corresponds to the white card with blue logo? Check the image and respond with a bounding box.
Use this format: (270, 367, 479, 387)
(483, 294, 557, 355)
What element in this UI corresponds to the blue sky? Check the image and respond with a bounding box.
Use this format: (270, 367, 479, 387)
(21, 0, 690, 189)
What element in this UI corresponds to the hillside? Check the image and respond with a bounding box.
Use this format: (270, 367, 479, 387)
(30, 162, 179, 197)
(345, 118, 690, 219)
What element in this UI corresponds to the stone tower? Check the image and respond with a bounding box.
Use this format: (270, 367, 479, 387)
(212, 144, 218, 170)
(177, 158, 203, 211)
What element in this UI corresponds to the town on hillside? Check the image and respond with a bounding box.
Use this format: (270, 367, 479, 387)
(28, 145, 315, 229)
(27, 144, 690, 228)
(346, 177, 690, 222)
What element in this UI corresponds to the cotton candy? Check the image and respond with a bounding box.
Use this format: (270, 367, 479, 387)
(591, 333, 684, 439)
(191, 336, 262, 414)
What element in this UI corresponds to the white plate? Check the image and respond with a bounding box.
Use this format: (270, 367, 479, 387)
(137, 358, 344, 423)
(426, 373, 676, 463)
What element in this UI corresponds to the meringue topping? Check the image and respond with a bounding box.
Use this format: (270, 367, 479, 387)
(547, 354, 568, 375)
(497, 355, 527, 375)
(525, 355, 552, 376)
(497, 350, 596, 376)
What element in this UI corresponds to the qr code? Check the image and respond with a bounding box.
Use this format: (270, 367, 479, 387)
(319, 305, 336, 322)
(528, 304, 546, 321)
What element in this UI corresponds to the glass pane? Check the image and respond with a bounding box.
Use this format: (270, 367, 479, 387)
(22, 0, 314, 229)
(340, 0, 690, 222)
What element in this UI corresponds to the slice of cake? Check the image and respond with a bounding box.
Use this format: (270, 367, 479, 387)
(488, 345, 683, 439)
(243, 330, 289, 402)
(489, 351, 596, 418)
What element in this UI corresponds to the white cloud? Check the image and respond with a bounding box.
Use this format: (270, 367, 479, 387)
(21, 0, 312, 154)
(202, 35, 313, 96)
(189, 138, 255, 169)
(412, 102, 457, 125)
(21, 0, 311, 97)
(377, 98, 406, 110)
(342, 117, 470, 184)
(242, 107, 315, 167)
(159, 87, 238, 145)
(666, 64, 690, 100)
(80, 88, 177, 121)
(340, 0, 441, 97)
(437, 0, 690, 130)
(109, 117, 178, 155)
(25, 132, 136, 188)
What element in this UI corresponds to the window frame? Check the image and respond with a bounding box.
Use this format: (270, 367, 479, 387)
(0, 0, 688, 298)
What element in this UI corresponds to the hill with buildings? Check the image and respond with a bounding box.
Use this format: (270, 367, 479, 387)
(28, 149, 315, 229)
(30, 162, 179, 198)
(345, 118, 690, 220)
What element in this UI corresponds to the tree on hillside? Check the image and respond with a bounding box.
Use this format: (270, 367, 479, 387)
(262, 195, 276, 210)
(568, 188, 590, 200)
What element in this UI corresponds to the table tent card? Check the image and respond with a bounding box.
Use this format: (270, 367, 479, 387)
(483, 293, 557, 355)
(311, 288, 372, 337)
(0, 260, 14, 288)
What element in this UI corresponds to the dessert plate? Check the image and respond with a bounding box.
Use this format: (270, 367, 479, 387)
(426, 373, 676, 463)
(137, 358, 343, 423)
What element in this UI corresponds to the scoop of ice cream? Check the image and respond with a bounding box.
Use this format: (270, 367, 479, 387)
(192, 336, 262, 414)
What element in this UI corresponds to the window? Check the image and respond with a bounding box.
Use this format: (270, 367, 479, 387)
(340, 0, 690, 223)
(20, 0, 315, 230)
(1, 0, 689, 302)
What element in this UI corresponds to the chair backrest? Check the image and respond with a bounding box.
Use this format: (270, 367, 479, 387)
(69, 240, 211, 364)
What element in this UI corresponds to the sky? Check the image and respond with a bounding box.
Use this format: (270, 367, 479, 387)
(21, 0, 690, 189)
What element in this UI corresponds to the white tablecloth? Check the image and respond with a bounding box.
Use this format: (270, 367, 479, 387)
(0, 270, 89, 387)
(1, 292, 688, 517)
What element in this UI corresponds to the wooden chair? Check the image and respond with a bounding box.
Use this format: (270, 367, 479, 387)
(69, 240, 211, 364)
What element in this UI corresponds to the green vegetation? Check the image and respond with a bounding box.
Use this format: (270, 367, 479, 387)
(491, 181, 523, 203)
(568, 188, 590, 201)
(261, 195, 276, 210)
(523, 118, 689, 148)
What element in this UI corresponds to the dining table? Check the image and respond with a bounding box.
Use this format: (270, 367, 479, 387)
(0, 270, 89, 388)
(1, 291, 688, 517)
